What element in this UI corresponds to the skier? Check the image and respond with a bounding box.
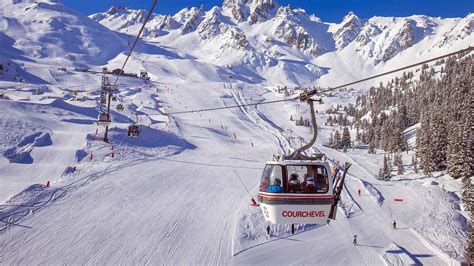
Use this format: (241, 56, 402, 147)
(353, 235, 358, 246)
(393, 220, 397, 229)
(358, 189, 361, 196)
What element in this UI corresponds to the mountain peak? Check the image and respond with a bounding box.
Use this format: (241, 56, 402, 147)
(345, 11, 357, 18)
(106, 5, 128, 15)
(341, 11, 360, 24)
(222, 0, 278, 23)
(333, 11, 363, 49)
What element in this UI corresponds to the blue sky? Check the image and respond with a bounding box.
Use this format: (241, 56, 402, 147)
(63, 0, 473, 22)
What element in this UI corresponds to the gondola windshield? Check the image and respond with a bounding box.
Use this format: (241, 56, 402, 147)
(260, 164, 329, 194)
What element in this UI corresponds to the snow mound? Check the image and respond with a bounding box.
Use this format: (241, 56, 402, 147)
(3, 132, 52, 163)
(338, 183, 363, 218)
(361, 179, 385, 206)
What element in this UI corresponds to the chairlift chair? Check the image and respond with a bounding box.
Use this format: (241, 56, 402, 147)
(97, 112, 111, 127)
(127, 113, 141, 137)
(116, 103, 124, 112)
(127, 124, 141, 137)
(258, 94, 351, 225)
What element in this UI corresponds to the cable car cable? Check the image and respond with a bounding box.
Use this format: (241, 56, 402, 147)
(164, 46, 473, 116)
(111, 0, 158, 90)
(304, 45, 474, 99)
(233, 169, 257, 200)
(166, 98, 293, 115)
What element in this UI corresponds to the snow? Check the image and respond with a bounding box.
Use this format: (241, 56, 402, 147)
(2, 77, 466, 263)
(0, 0, 471, 264)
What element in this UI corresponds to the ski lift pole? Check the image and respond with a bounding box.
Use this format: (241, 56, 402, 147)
(103, 77, 112, 143)
(233, 169, 259, 206)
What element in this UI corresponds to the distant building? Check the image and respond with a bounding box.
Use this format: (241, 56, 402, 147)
(112, 68, 124, 75)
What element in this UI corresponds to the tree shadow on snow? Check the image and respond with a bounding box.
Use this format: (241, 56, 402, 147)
(386, 244, 434, 265)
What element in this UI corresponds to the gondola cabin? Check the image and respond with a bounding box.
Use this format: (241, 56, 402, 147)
(258, 160, 334, 224)
(97, 112, 111, 127)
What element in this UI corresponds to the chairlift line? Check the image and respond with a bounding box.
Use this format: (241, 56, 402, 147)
(97, 0, 157, 141)
(164, 46, 473, 116)
(166, 98, 293, 115)
(111, 0, 158, 90)
(305, 45, 474, 98)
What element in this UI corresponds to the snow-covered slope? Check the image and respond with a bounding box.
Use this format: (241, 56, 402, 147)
(0, 75, 468, 264)
(0, 0, 129, 68)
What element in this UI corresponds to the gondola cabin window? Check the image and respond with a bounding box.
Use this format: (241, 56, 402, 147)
(287, 165, 328, 193)
(260, 164, 284, 193)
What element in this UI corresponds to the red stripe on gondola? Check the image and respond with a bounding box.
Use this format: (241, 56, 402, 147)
(258, 192, 334, 199)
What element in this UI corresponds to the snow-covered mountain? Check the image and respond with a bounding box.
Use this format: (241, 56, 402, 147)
(0, 0, 129, 68)
(91, 1, 473, 69)
(0, 0, 472, 85)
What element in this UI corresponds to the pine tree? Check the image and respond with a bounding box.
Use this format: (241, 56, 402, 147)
(411, 154, 418, 173)
(351, 54, 473, 180)
(333, 130, 342, 149)
(397, 160, 404, 175)
(342, 127, 351, 149)
(417, 112, 432, 171)
(462, 176, 473, 263)
(368, 142, 375, 154)
(446, 67, 473, 179)
(328, 132, 334, 147)
(428, 110, 447, 171)
(394, 153, 403, 168)
(382, 155, 391, 180)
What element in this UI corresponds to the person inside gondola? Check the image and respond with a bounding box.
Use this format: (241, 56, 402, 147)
(266, 178, 283, 193)
(315, 173, 325, 191)
(288, 173, 301, 193)
(302, 174, 317, 193)
(259, 177, 268, 192)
